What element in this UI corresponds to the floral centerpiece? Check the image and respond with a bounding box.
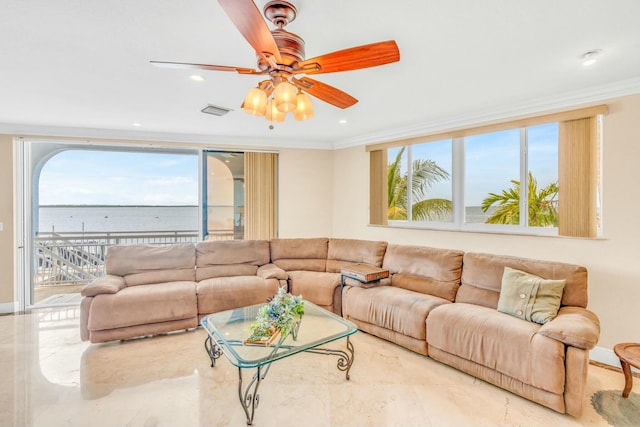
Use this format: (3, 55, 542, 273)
(245, 287, 305, 345)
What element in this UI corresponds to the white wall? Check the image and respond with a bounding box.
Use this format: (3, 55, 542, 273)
(331, 93, 640, 352)
(278, 148, 333, 238)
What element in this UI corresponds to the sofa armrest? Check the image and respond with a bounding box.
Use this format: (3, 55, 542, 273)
(81, 274, 126, 297)
(537, 306, 600, 350)
(257, 263, 289, 280)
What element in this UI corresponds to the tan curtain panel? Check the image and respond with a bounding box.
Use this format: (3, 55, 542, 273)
(244, 152, 278, 240)
(558, 117, 599, 238)
(369, 150, 388, 225)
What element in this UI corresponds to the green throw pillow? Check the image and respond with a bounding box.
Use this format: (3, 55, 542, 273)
(497, 267, 566, 325)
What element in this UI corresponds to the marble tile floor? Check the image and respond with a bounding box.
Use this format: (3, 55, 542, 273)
(0, 306, 633, 427)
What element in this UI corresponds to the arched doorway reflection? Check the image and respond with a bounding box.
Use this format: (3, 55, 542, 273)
(203, 151, 244, 240)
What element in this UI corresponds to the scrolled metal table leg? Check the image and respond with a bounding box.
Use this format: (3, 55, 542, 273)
(337, 336, 355, 380)
(204, 336, 223, 367)
(238, 366, 263, 425)
(306, 336, 355, 380)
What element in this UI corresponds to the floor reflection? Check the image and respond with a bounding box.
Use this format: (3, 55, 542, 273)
(0, 305, 626, 427)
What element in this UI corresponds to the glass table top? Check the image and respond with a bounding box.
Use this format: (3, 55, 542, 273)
(201, 301, 358, 368)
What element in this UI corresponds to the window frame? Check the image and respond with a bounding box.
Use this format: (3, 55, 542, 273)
(369, 105, 607, 238)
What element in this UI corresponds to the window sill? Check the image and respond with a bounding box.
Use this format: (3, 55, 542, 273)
(368, 222, 605, 240)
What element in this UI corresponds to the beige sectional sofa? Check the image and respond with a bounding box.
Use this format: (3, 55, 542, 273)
(80, 237, 600, 417)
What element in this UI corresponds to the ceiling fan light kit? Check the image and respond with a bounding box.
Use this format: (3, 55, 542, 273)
(266, 99, 286, 122)
(242, 87, 268, 116)
(294, 92, 314, 121)
(151, 0, 400, 124)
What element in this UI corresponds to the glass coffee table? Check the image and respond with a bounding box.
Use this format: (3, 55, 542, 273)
(200, 301, 358, 425)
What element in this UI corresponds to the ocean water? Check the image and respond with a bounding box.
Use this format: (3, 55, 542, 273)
(37, 205, 492, 233)
(38, 206, 199, 233)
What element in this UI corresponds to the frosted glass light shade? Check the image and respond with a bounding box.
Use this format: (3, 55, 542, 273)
(273, 81, 297, 112)
(242, 87, 267, 116)
(265, 99, 286, 122)
(294, 92, 314, 121)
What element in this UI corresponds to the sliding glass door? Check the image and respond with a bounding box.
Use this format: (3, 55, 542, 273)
(202, 151, 245, 240)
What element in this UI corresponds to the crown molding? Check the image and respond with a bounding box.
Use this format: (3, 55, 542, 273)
(0, 123, 334, 151)
(334, 76, 640, 150)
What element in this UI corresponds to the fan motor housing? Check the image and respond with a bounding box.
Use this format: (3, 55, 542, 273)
(257, 29, 305, 70)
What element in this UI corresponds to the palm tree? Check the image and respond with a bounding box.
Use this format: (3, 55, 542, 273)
(388, 147, 452, 221)
(481, 172, 558, 226)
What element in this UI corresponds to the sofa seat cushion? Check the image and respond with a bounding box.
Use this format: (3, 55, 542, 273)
(287, 270, 340, 306)
(343, 286, 450, 341)
(427, 303, 565, 394)
(196, 276, 280, 315)
(87, 281, 197, 331)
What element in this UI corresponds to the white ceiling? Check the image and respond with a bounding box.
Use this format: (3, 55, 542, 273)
(1, 0, 640, 150)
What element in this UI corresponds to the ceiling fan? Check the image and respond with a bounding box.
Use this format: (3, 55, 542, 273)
(151, 0, 400, 122)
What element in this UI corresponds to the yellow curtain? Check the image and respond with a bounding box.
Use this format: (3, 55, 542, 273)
(558, 117, 599, 237)
(244, 152, 278, 240)
(369, 150, 388, 225)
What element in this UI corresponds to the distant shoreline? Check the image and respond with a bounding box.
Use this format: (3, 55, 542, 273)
(40, 205, 198, 208)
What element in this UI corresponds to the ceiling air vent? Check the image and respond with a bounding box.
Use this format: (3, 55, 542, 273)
(201, 104, 233, 116)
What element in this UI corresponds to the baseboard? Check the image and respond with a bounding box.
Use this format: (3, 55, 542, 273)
(0, 301, 18, 314)
(590, 345, 639, 373)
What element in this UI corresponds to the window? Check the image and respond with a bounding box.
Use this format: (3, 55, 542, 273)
(465, 129, 521, 225)
(368, 105, 606, 238)
(387, 141, 453, 222)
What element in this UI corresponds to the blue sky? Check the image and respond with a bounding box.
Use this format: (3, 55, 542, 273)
(39, 150, 199, 205)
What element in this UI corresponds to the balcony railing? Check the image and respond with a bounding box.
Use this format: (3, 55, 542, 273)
(33, 230, 226, 286)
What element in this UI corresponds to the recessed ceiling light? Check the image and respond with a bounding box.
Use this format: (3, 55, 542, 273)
(338, 119, 348, 125)
(132, 123, 142, 127)
(581, 49, 601, 67)
(190, 75, 205, 82)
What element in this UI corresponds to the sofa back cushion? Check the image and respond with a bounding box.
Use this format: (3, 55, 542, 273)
(457, 252, 588, 309)
(382, 244, 464, 302)
(270, 238, 329, 271)
(105, 243, 196, 286)
(326, 238, 387, 273)
(196, 240, 270, 280)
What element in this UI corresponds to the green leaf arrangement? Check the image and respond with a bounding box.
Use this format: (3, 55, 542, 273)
(247, 287, 305, 342)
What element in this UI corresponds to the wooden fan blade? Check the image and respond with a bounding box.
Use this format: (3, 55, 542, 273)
(295, 40, 399, 74)
(294, 77, 358, 109)
(218, 0, 282, 62)
(150, 61, 262, 75)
